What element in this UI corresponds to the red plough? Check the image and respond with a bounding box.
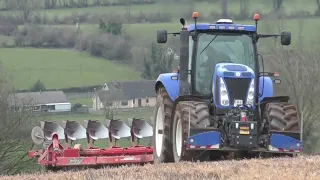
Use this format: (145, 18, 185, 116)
(28, 118, 154, 169)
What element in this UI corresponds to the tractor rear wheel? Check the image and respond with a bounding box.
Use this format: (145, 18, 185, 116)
(172, 101, 211, 162)
(263, 102, 299, 131)
(153, 87, 174, 163)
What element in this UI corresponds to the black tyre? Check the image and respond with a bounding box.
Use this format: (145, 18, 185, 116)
(152, 87, 174, 163)
(172, 101, 211, 162)
(263, 102, 299, 131)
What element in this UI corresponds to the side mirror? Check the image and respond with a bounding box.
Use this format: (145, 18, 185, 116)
(280, 30, 291, 46)
(157, 30, 167, 43)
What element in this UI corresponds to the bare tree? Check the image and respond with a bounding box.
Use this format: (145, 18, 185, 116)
(266, 48, 320, 153)
(239, 0, 249, 18)
(316, 0, 320, 14)
(273, 0, 283, 12)
(141, 41, 176, 80)
(44, 0, 58, 9)
(93, 0, 101, 5)
(9, 0, 39, 23)
(0, 62, 39, 175)
(252, 16, 320, 153)
(258, 18, 320, 153)
(77, 0, 88, 7)
(120, 0, 132, 23)
(221, 0, 228, 17)
(103, 100, 121, 119)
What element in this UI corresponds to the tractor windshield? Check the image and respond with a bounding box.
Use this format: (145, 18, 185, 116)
(195, 33, 255, 94)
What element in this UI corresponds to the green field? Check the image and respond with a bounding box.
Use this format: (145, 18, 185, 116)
(2, 0, 317, 18)
(5, 17, 319, 91)
(125, 18, 320, 50)
(1, 1, 320, 90)
(45, 107, 154, 122)
(0, 48, 141, 89)
(23, 17, 320, 49)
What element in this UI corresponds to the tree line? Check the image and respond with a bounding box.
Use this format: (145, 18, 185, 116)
(209, 0, 320, 19)
(0, 0, 155, 10)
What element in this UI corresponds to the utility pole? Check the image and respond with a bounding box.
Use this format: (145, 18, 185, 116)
(300, 111, 303, 143)
(94, 88, 98, 111)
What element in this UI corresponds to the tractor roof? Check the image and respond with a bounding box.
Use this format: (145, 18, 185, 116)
(187, 23, 256, 32)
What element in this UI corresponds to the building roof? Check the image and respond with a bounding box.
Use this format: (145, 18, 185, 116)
(9, 91, 69, 106)
(98, 80, 156, 102)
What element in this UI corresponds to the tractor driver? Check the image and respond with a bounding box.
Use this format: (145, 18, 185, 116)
(197, 44, 232, 94)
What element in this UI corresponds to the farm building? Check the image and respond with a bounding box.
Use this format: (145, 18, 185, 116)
(9, 91, 71, 112)
(93, 80, 156, 110)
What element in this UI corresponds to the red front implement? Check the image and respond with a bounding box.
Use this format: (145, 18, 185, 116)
(28, 133, 153, 167)
(28, 119, 154, 168)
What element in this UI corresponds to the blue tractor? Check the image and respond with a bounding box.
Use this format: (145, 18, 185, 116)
(153, 13, 302, 163)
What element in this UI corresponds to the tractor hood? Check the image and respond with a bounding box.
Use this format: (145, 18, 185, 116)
(215, 63, 255, 78)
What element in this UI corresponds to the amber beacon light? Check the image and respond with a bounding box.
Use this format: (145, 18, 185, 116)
(253, 13, 260, 21)
(192, 12, 199, 19)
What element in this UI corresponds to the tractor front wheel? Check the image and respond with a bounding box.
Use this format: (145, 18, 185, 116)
(263, 102, 299, 131)
(172, 101, 211, 162)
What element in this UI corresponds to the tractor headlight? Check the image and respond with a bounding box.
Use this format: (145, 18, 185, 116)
(221, 90, 227, 96)
(220, 77, 229, 106)
(246, 79, 254, 105)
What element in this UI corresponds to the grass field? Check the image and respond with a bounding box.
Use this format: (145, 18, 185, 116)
(3, 155, 320, 180)
(0, 48, 141, 89)
(2, 0, 317, 18)
(4, 17, 318, 91)
(124, 18, 320, 50)
(25, 17, 320, 49)
(44, 107, 154, 122)
(0, 1, 319, 90)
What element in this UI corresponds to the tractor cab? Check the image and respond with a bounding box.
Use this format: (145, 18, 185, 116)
(186, 19, 256, 97)
(157, 14, 291, 115)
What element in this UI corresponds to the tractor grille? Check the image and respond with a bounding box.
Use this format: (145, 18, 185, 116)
(223, 77, 251, 105)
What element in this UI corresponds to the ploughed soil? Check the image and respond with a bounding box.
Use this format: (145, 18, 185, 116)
(1, 155, 320, 180)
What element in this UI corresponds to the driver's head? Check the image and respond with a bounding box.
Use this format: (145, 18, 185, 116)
(205, 45, 216, 57)
(204, 45, 228, 64)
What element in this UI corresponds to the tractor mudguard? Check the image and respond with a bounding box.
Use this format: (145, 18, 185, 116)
(258, 76, 273, 102)
(186, 128, 220, 149)
(260, 96, 290, 103)
(155, 73, 179, 102)
(259, 96, 290, 113)
(268, 132, 302, 152)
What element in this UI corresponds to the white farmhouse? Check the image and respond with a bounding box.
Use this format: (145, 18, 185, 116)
(93, 80, 156, 110)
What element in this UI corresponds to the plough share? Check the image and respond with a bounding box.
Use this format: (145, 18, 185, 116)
(28, 118, 154, 169)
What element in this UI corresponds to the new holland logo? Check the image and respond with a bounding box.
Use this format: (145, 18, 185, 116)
(235, 72, 241, 77)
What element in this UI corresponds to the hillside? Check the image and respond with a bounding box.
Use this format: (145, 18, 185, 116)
(0, 48, 141, 89)
(2, 155, 320, 180)
(1, 0, 316, 18)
